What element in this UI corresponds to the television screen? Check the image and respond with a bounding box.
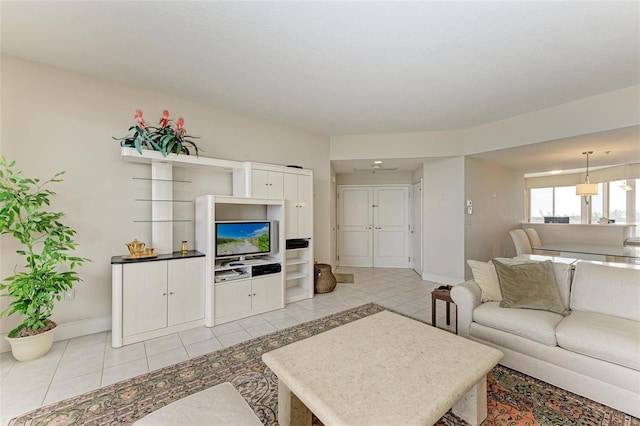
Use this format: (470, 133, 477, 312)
(544, 216, 570, 223)
(215, 221, 271, 258)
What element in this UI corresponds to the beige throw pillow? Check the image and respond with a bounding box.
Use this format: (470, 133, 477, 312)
(493, 259, 570, 316)
(467, 260, 501, 302)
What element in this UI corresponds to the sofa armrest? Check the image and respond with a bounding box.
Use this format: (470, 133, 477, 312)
(451, 280, 482, 337)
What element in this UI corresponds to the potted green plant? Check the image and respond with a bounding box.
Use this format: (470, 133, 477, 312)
(114, 109, 201, 156)
(0, 157, 89, 361)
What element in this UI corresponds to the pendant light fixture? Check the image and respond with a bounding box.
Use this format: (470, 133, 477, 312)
(620, 164, 633, 191)
(576, 151, 598, 198)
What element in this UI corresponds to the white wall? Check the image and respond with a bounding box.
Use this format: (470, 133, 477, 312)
(412, 163, 424, 183)
(329, 166, 337, 268)
(0, 56, 331, 336)
(464, 86, 640, 154)
(421, 157, 465, 284)
(464, 157, 524, 277)
(330, 130, 465, 160)
(336, 171, 412, 185)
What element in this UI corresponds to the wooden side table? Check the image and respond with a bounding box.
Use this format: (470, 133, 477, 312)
(431, 285, 457, 334)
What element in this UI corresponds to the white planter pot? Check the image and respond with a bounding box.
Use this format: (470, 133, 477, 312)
(5, 326, 56, 362)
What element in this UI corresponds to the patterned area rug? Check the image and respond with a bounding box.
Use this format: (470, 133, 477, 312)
(9, 303, 639, 426)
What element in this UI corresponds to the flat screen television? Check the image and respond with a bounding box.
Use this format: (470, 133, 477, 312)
(544, 216, 570, 223)
(215, 220, 278, 260)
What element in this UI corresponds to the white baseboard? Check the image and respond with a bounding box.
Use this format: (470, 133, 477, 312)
(422, 272, 464, 285)
(0, 316, 112, 354)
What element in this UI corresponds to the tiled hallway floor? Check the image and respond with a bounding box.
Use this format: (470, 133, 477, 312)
(0, 267, 454, 424)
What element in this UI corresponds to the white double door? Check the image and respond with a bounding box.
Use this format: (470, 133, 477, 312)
(338, 185, 410, 268)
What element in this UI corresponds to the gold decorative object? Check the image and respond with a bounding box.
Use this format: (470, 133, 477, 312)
(181, 240, 188, 254)
(125, 239, 146, 257)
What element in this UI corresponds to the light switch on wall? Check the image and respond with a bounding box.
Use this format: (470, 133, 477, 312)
(466, 200, 473, 207)
(467, 206, 473, 215)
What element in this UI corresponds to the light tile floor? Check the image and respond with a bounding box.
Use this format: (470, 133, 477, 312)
(0, 267, 455, 425)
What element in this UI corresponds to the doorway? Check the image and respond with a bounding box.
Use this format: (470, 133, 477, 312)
(337, 185, 410, 268)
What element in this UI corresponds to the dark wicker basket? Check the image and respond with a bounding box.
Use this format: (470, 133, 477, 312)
(314, 263, 337, 293)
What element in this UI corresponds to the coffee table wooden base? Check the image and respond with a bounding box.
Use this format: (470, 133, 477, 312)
(278, 378, 312, 426)
(452, 377, 487, 426)
(277, 376, 488, 426)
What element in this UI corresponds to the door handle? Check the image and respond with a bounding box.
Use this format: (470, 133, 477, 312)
(375, 227, 382, 230)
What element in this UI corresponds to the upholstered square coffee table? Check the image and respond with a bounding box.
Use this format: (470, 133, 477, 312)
(263, 310, 502, 426)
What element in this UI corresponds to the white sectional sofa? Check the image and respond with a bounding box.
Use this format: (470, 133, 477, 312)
(451, 259, 640, 417)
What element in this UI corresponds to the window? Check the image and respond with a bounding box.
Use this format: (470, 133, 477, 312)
(609, 180, 627, 223)
(529, 179, 638, 224)
(590, 183, 603, 224)
(635, 179, 640, 223)
(554, 186, 581, 223)
(530, 188, 552, 223)
(529, 186, 580, 223)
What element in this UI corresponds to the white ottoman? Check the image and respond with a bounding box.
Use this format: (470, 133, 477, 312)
(133, 382, 262, 426)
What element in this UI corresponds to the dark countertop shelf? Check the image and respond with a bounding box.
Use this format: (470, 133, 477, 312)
(111, 250, 205, 264)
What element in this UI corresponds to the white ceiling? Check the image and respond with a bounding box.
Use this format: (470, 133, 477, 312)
(2, 1, 639, 173)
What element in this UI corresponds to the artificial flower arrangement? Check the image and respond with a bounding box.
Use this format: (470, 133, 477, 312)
(114, 109, 201, 156)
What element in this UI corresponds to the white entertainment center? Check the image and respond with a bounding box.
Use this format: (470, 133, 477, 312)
(111, 148, 314, 346)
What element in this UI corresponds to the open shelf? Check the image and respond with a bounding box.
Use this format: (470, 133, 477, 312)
(122, 147, 245, 172)
(283, 238, 313, 303)
(133, 219, 192, 223)
(286, 258, 308, 266)
(286, 285, 310, 303)
(132, 177, 191, 183)
(135, 199, 193, 203)
(285, 271, 307, 281)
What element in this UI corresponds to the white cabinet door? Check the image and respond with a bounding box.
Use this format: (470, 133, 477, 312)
(284, 172, 313, 239)
(251, 169, 270, 199)
(267, 171, 284, 199)
(167, 257, 205, 326)
(252, 169, 284, 200)
(251, 275, 284, 312)
(214, 280, 252, 319)
(123, 261, 167, 337)
(296, 173, 313, 239)
(284, 173, 299, 239)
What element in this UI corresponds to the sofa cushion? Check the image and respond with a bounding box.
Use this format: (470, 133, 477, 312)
(473, 302, 564, 346)
(571, 262, 640, 321)
(494, 259, 569, 316)
(556, 310, 640, 371)
(551, 261, 572, 309)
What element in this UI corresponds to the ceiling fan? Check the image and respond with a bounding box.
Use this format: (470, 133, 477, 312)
(354, 161, 398, 173)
